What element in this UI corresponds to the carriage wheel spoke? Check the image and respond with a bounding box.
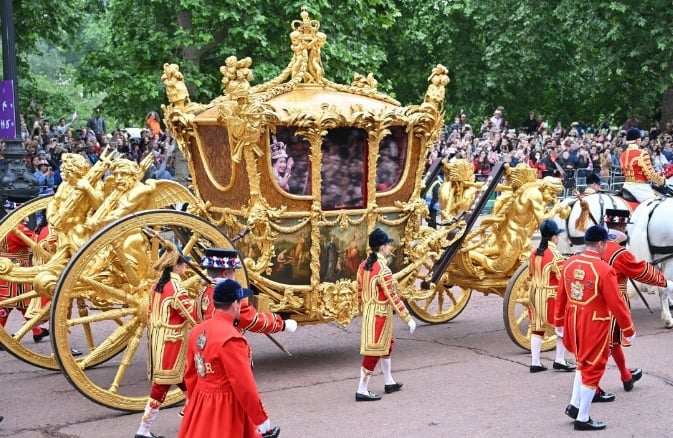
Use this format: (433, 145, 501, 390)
(108, 322, 145, 394)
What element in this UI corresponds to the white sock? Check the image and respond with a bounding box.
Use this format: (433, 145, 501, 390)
(554, 337, 567, 364)
(136, 400, 160, 436)
(530, 335, 542, 366)
(570, 371, 582, 408)
(357, 367, 371, 394)
(381, 358, 395, 385)
(577, 384, 595, 422)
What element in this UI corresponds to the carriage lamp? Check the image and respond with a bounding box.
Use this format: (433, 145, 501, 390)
(0, 0, 40, 205)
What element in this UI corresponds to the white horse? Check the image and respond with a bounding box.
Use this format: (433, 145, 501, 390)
(553, 192, 630, 255)
(552, 192, 673, 327)
(628, 197, 673, 328)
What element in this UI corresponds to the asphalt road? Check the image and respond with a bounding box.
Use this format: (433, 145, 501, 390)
(1, 290, 672, 438)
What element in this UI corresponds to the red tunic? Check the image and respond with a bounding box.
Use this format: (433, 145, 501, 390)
(178, 312, 267, 438)
(527, 241, 564, 331)
(0, 224, 36, 308)
(604, 239, 666, 345)
(620, 144, 664, 185)
(147, 273, 196, 385)
(554, 250, 635, 386)
(358, 254, 410, 358)
(197, 280, 285, 333)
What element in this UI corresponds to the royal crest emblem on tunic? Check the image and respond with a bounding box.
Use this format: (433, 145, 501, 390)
(200, 294, 210, 316)
(194, 331, 207, 377)
(570, 281, 584, 300)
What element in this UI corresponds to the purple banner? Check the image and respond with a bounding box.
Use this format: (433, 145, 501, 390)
(0, 80, 17, 140)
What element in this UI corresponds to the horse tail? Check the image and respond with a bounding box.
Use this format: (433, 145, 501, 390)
(574, 197, 591, 232)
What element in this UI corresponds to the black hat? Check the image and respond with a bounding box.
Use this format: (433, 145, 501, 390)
(584, 225, 613, 242)
(540, 219, 564, 238)
(368, 228, 394, 249)
(212, 279, 253, 303)
(200, 247, 241, 269)
(585, 173, 601, 185)
(626, 128, 642, 141)
(604, 209, 631, 225)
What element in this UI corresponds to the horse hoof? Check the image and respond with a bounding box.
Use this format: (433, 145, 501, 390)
(665, 322, 673, 330)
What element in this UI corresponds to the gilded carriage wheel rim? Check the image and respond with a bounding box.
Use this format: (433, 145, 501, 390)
(51, 210, 236, 412)
(0, 195, 59, 370)
(503, 263, 556, 352)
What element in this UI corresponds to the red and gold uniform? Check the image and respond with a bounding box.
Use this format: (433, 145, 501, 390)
(146, 272, 196, 401)
(0, 223, 47, 340)
(0, 223, 35, 308)
(178, 312, 267, 438)
(604, 238, 666, 345)
(358, 253, 411, 371)
(554, 250, 635, 386)
(198, 280, 285, 333)
(620, 142, 664, 202)
(528, 241, 564, 331)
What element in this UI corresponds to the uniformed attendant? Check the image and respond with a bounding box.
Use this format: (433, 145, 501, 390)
(601, 209, 673, 394)
(135, 243, 195, 438)
(355, 228, 417, 401)
(620, 127, 664, 202)
(178, 279, 279, 438)
(554, 226, 636, 431)
(527, 220, 576, 373)
(197, 248, 297, 333)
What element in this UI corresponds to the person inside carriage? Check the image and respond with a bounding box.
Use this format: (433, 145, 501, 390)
(619, 128, 665, 202)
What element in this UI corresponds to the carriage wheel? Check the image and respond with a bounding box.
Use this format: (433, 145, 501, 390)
(50, 210, 235, 411)
(406, 246, 472, 324)
(0, 195, 59, 370)
(503, 263, 556, 351)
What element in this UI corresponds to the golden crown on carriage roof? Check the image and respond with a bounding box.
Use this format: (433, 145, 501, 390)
(292, 8, 320, 34)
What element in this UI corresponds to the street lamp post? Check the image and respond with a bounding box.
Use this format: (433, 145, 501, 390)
(1, 0, 39, 206)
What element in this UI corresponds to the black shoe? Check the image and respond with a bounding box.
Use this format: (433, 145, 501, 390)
(574, 418, 606, 431)
(384, 382, 403, 394)
(564, 404, 579, 420)
(592, 389, 616, 403)
(0, 415, 3, 423)
(623, 368, 643, 391)
(33, 328, 49, 343)
(553, 361, 577, 372)
(71, 348, 83, 357)
(355, 391, 382, 401)
(529, 364, 548, 373)
(262, 426, 281, 438)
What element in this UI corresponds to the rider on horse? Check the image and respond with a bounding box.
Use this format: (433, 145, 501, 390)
(620, 127, 665, 203)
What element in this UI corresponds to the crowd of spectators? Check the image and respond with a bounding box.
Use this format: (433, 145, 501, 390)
(0, 105, 177, 196)
(428, 108, 673, 192)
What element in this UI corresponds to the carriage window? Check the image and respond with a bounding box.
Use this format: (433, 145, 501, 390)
(321, 127, 366, 209)
(270, 126, 311, 195)
(376, 126, 407, 192)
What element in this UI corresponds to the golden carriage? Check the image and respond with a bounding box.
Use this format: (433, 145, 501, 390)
(0, 9, 568, 411)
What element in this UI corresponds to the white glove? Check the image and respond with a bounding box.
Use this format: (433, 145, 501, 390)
(408, 318, 416, 334)
(666, 280, 673, 292)
(284, 319, 297, 333)
(257, 418, 271, 434)
(555, 326, 564, 338)
(625, 332, 636, 343)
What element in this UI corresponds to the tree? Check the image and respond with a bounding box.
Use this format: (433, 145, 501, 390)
(75, 1, 401, 125)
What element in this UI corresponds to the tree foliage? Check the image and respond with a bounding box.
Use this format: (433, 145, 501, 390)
(7, 0, 673, 129)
